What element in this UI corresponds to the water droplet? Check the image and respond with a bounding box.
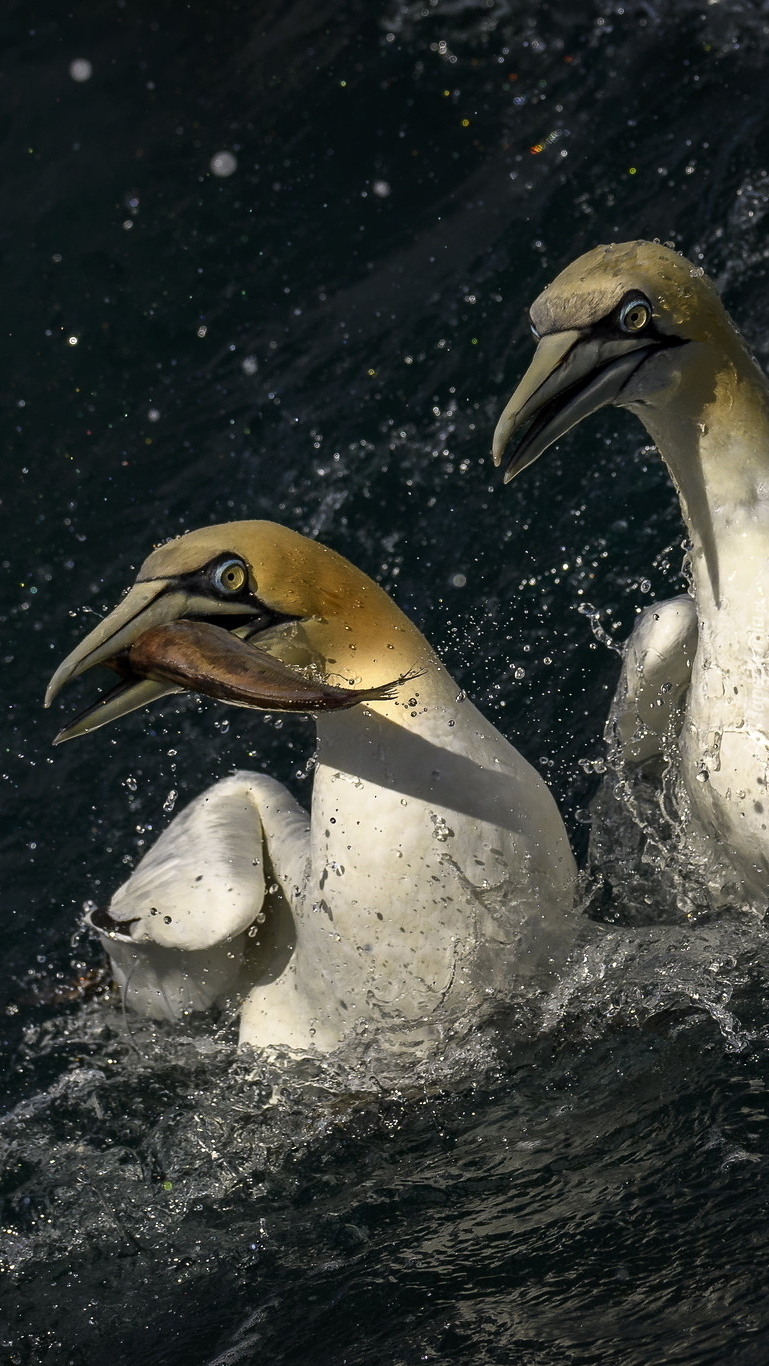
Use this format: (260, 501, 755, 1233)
(69, 59, 92, 82)
(210, 150, 238, 177)
(163, 788, 177, 814)
(579, 757, 607, 774)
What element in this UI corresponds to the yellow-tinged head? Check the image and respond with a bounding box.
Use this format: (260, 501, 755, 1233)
(46, 521, 432, 742)
(493, 240, 758, 483)
(528, 240, 734, 344)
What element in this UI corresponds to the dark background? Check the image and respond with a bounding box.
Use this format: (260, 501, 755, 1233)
(3, 2, 769, 1363)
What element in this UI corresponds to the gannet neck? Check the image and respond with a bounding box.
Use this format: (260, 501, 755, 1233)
(629, 340, 769, 612)
(240, 655, 577, 1053)
(618, 303, 769, 896)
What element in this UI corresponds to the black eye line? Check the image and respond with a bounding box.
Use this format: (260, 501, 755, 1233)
(581, 290, 677, 347)
(180, 558, 302, 631)
(167, 554, 255, 603)
(526, 292, 656, 344)
(526, 291, 685, 352)
(137, 558, 250, 592)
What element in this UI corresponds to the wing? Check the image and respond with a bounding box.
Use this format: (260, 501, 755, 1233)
(87, 772, 310, 1021)
(608, 595, 698, 774)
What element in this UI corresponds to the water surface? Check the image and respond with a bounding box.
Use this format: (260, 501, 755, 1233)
(4, 2, 769, 1361)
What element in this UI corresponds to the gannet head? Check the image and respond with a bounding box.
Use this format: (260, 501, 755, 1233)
(492, 240, 748, 482)
(45, 521, 425, 743)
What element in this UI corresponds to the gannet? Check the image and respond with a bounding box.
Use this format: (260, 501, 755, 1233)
(46, 522, 576, 1054)
(492, 240, 769, 907)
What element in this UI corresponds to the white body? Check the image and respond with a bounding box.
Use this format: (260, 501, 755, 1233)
(97, 657, 577, 1054)
(622, 378, 769, 904)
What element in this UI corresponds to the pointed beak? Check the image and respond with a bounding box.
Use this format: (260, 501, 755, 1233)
(46, 579, 409, 744)
(45, 575, 255, 743)
(492, 329, 657, 484)
(45, 579, 188, 709)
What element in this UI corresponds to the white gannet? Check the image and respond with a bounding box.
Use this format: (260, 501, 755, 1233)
(492, 240, 769, 908)
(46, 522, 577, 1054)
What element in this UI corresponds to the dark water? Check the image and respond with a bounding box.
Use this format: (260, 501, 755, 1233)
(4, 1, 769, 1361)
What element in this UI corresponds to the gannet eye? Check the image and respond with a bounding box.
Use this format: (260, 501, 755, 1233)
(210, 557, 248, 595)
(620, 298, 651, 333)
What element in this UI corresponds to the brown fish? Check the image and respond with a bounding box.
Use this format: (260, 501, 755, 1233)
(128, 619, 407, 713)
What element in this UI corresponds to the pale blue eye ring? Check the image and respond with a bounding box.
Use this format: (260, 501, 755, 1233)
(620, 298, 651, 333)
(212, 557, 247, 594)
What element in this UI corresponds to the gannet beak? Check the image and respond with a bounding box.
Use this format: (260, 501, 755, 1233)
(45, 578, 198, 743)
(46, 574, 405, 744)
(492, 329, 660, 484)
(46, 579, 189, 706)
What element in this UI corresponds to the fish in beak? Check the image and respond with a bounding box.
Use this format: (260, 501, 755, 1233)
(45, 526, 408, 743)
